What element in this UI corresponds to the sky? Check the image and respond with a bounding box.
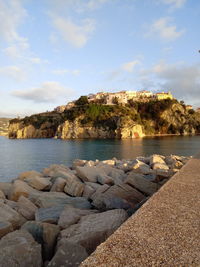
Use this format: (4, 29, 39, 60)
(0, 0, 200, 118)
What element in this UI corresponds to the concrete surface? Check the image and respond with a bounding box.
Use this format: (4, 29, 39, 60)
(81, 154, 200, 267)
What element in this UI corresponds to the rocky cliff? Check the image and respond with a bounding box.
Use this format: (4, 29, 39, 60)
(0, 118, 11, 136)
(8, 99, 200, 139)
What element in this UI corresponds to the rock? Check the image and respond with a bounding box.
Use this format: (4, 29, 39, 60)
(58, 206, 97, 229)
(150, 154, 166, 165)
(25, 176, 52, 191)
(85, 182, 101, 190)
(90, 184, 110, 201)
(152, 162, 169, 170)
(82, 185, 95, 199)
(50, 177, 66, 192)
(0, 221, 13, 238)
(35, 205, 66, 224)
(0, 182, 12, 197)
(125, 172, 159, 195)
(30, 192, 69, 208)
(18, 170, 43, 180)
(131, 160, 152, 175)
(48, 241, 88, 267)
(22, 221, 60, 261)
(85, 160, 95, 167)
(8, 180, 39, 201)
(97, 174, 114, 185)
(76, 166, 106, 183)
(99, 165, 126, 184)
(102, 159, 116, 166)
(31, 192, 91, 209)
(43, 164, 76, 181)
(72, 159, 87, 169)
(59, 209, 128, 254)
(92, 184, 145, 210)
(103, 197, 131, 210)
(64, 178, 84, 197)
(0, 203, 26, 229)
(17, 196, 38, 220)
(0, 230, 42, 267)
(0, 189, 5, 199)
(4, 199, 19, 210)
(0, 184, 8, 197)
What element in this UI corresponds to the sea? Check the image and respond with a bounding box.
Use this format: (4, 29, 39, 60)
(0, 135, 199, 182)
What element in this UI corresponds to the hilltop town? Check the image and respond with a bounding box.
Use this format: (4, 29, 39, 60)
(54, 90, 174, 113)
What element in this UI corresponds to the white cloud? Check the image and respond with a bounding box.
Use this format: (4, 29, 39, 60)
(121, 60, 141, 72)
(12, 81, 73, 103)
(160, 0, 186, 9)
(0, 0, 27, 43)
(146, 17, 185, 41)
(52, 69, 80, 75)
(51, 16, 95, 47)
(140, 61, 200, 107)
(0, 66, 26, 81)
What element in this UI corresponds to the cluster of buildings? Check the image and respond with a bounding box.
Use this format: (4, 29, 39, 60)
(54, 90, 174, 113)
(87, 90, 173, 105)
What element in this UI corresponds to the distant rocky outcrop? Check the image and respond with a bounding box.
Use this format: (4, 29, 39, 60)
(0, 154, 190, 266)
(0, 118, 11, 136)
(8, 98, 200, 139)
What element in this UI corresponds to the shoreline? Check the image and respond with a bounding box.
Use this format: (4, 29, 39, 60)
(0, 154, 190, 266)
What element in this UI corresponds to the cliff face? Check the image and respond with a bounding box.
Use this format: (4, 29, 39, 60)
(8, 99, 200, 139)
(55, 118, 144, 139)
(0, 118, 11, 136)
(9, 122, 56, 139)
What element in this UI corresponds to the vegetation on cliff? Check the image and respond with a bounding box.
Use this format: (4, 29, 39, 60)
(8, 97, 200, 139)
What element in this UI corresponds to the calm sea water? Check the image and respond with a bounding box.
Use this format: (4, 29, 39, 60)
(0, 135, 199, 182)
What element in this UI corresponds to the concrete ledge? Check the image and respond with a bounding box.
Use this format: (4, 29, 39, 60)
(81, 154, 200, 266)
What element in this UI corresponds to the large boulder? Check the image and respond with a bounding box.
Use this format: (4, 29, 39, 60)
(58, 209, 128, 254)
(58, 206, 98, 229)
(22, 221, 60, 261)
(150, 154, 166, 165)
(92, 184, 145, 210)
(152, 162, 169, 170)
(125, 172, 160, 196)
(0, 221, 13, 238)
(31, 192, 91, 209)
(97, 174, 114, 185)
(50, 177, 66, 192)
(82, 184, 95, 199)
(48, 241, 88, 267)
(8, 180, 39, 201)
(0, 182, 12, 197)
(0, 189, 5, 199)
(0, 230, 42, 267)
(25, 176, 52, 191)
(17, 196, 38, 220)
(18, 170, 43, 180)
(35, 205, 66, 224)
(131, 160, 152, 175)
(0, 203, 26, 229)
(64, 177, 85, 197)
(43, 164, 76, 181)
(76, 166, 105, 183)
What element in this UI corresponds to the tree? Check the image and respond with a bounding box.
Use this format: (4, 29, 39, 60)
(75, 96, 89, 106)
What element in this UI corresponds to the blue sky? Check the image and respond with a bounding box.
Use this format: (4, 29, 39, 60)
(0, 0, 200, 117)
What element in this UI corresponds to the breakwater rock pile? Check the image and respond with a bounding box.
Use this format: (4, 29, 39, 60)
(0, 154, 190, 266)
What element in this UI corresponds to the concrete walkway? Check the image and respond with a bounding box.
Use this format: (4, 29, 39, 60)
(81, 154, 200, 267)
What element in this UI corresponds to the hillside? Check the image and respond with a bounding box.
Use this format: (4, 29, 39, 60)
(0, 118, 11, 136)
(8, 98, 200, 139)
